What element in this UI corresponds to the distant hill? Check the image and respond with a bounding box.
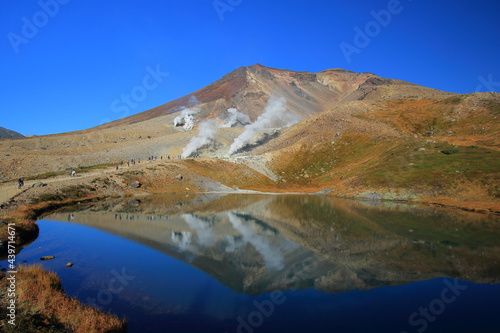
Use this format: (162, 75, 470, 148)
(0, 127, 23, 139)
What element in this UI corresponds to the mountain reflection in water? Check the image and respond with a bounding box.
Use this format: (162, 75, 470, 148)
(46, 194, 500, 295)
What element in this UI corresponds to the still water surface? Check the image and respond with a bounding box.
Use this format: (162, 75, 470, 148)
(2, 194, 500, 333)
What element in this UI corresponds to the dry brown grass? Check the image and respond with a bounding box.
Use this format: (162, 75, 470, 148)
(0, 217, 36, 241)
(1, 199, 88, 249)
(450, 179, 495, 202)
(1, 265, 126, 333)
(0, 217, 39, 260)
(361, 97, 500, 146)
(365, 99, 451, 135)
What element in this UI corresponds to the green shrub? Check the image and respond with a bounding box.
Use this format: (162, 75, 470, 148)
(441, 96, 463, 105)
(441, 148, 460, 155)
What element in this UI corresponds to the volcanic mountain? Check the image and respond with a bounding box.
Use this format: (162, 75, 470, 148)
(0, 64, 499, 208)
(97, 63, 445, 129)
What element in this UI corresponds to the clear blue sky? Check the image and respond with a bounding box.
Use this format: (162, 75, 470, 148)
(1, 0, 499, 135)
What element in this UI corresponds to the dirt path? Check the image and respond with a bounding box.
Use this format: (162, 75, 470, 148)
(0, 164, 131, 205)
(0, 158, 206, 206)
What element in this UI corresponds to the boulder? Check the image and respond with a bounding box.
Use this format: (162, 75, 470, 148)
(362, 192, 382, 200)
(129, 181, 141, 188)
(40, 256, 55, 261)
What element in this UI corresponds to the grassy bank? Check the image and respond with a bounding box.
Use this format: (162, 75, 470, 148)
(0, 265, 126, 333)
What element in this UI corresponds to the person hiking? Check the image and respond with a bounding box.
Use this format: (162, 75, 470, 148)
(18, 177, 24, 189)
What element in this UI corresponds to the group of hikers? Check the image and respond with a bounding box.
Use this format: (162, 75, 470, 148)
(116, 155, 174, 170)
(15, 153, 189, 189)
(147, 155, 171, 161)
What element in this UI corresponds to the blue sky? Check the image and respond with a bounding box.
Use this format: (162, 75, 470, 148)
(1, 0, 499, 135)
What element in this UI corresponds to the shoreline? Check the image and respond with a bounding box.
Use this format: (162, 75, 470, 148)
(1, 153, 499, 219)
(1, 185, 498, 260)
(1, 156, 499, 257)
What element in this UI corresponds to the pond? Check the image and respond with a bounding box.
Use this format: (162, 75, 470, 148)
(2, 194, 500, 333)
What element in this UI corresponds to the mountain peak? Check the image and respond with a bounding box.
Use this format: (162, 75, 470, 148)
(94, 65, 444, 130)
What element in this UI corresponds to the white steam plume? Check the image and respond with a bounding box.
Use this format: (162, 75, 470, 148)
(221, 108, 251, 128)
(183, 114, 195, 130)
(173, 108, 198, 130)
(181, 119, 219, 158)
(187, 95, 200, 107)
(173, 95, 200, 130)
(173, 116, 183, 127)
(228, 97, 298, 155)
